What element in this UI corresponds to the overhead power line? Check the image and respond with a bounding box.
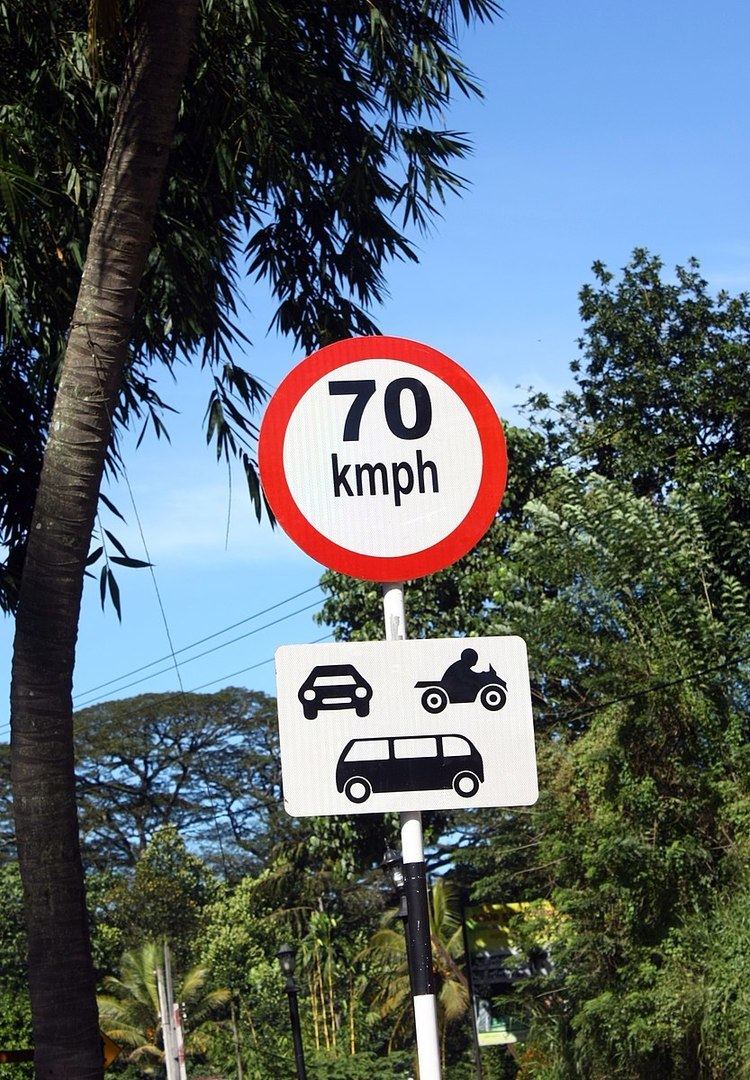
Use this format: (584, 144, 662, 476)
(554, 650, 750, 727)
(1, 631, 336, 741)
(176, 632, 334, 695)
(73, 583, 322, 702)
(74, 599, 324, 709)
(0, 647, 746, 744)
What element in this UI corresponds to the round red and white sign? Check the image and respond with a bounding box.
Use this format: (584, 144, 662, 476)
(258, 336, 507, 581)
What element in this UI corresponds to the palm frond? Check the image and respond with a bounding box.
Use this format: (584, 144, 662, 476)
(439, 976, 469, 1024)
(430, 878, 463, 942)
(178, 963, 210, 1001)
(366, 927, 406, 960)
(129, 1042, 164, 1063)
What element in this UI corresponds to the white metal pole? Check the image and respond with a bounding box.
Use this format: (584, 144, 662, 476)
(172, 1002, 188, 1080)
(155, 965, 178, 1080)
(382, 582, 442, 1080)
(163, 944, 183, 1080)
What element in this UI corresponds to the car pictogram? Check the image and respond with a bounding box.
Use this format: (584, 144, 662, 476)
(298, 664, 373, 719)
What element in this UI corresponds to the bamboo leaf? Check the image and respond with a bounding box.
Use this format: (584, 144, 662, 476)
(107, 568, 122, 621)
(99, 493, 126, 522)
(86, 546, 103, 566)
(104, 530, 128, 557)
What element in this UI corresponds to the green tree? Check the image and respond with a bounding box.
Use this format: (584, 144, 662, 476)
(0, 995, 33, 1080)
(3, 3, 500, 1072)
(0, 744, 13, 863)
(319, 470, 749, 1078)
(199, 817, 400, 1076)
(0, 862, 32, 1078)
(73, 688, 281, 870)
(108, 826, 219, 969)
(534, 249, 750, 588)
(314, 253, 750, 1078)
(465, 479, 747, 1078)
(650, 877, 750, 1080)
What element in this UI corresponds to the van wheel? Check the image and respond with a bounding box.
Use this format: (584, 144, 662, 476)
(480, 684, 507, 711)
(421, 687, 448, 714)
(453, 771, 480, 798)
(344, 777, 372, 804)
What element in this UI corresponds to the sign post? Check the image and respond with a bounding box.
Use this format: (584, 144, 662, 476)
(383, 580, 441, 1079)
(259, 336, 530, 1080)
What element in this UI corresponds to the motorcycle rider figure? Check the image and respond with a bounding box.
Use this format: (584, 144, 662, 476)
(440, 647, 491, 703)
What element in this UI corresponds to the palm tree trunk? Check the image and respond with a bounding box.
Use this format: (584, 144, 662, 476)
(10, 2, 199, 1076)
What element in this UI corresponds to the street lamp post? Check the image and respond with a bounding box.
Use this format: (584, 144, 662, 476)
(382, 845, 420, 1007)
(383, 842, 435, 1027)
(382, 846, 409, 925)
(276, 944, 308, 1080)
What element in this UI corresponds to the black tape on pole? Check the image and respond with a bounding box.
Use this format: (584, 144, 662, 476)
(403, 862, 436, 997)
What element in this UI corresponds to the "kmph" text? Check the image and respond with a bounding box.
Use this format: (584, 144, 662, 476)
(331, 450, 439, 507)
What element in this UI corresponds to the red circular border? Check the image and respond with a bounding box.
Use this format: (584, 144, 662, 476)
(258, 336, 507, 582)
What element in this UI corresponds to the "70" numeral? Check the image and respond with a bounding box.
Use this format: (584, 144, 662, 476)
(329, 378, 432, 441)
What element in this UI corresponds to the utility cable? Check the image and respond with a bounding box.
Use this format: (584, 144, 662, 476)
(74, 599, 323, 709)
(0, 643, 746, 743)
(70, 415, 685, 704)
(91, 343, 237, 876)
(552, 649, 750, 728)
(189, 632, 334, 693)
(73, 583, 322, 701)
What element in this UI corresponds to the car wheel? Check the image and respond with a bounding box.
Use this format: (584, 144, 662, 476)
(355, 702, 370, 718)
(344, 777, 372, 804)
(421, 687, 448, 714)
(453, 771, 480, 798)
(303, 704, 318, 719)
(480, 684, 507, 711)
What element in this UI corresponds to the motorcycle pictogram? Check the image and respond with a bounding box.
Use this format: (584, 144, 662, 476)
(415, 647, 507, 714)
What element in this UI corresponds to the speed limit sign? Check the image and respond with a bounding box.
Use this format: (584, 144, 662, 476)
(258, 336, 507, 581)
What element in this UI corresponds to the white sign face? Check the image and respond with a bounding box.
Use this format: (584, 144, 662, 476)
(283, 358, 483, 558)
(275, 637, 538, 817)
(258, 337, 507, 582)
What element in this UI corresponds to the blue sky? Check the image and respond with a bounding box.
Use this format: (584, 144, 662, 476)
(1, 0, 749, 739)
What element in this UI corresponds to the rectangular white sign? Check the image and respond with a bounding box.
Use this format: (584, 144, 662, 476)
(274, 636, 538, 817)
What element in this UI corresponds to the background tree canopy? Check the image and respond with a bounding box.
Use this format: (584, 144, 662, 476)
(316, 252, 750, 1078)
(72, 688, 282, 871)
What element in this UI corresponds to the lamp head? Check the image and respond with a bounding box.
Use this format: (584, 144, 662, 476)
(276, 943, 296, 977)
(382, 846, 405, 892)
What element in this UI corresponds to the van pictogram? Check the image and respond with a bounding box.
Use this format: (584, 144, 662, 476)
(336, 733, 484, 803)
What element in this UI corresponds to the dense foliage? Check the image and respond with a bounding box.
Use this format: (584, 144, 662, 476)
(318, 254, 750, 1078)
(0, 0, 499, 612)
